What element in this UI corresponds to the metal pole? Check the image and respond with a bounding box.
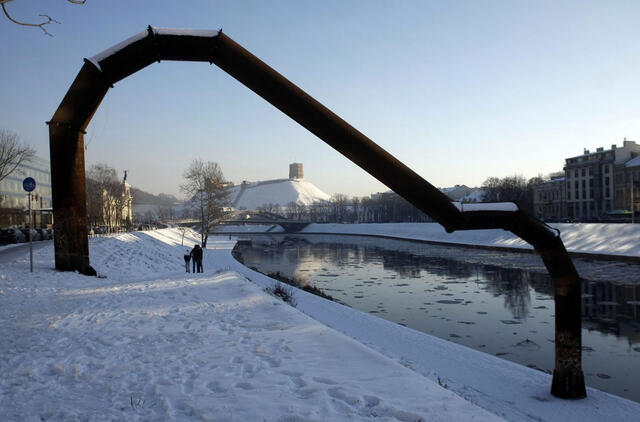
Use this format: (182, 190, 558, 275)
(632, 175, 635, 224)
(49, 28, 586, 398)
(29, 193, 33, 272)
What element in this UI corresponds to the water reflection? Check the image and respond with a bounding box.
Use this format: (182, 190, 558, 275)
(234, 234, 640, 401)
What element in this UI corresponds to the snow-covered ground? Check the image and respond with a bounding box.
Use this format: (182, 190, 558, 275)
(1, 228, 638, 421)
(301, 223, 640, 257)
(228, 178, 331, 209)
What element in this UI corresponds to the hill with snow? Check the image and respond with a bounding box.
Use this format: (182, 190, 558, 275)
(229, 178, 331, 210)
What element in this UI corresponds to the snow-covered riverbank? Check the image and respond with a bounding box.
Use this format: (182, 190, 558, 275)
(1, 228, 638, 421)
(217, 222, 640, 258)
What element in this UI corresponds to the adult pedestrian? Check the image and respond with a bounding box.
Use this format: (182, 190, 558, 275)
(190, 245, 199, 273)
(183, 249, 191, 273)
(195, 244, 203, 273)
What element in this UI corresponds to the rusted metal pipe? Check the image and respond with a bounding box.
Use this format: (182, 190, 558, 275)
(48, 27, 585, 398)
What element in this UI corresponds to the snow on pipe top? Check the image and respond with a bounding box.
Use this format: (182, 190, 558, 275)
(453, 202, 519, 212)
(87, 27, 223, 71)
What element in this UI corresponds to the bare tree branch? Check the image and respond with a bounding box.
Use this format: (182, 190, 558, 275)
(0, 128, 36, 184)
(1, 0, 85, 36)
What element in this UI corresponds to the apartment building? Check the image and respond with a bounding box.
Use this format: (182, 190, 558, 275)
(564, 139, 640, 220)
(532, 176, 566, 221)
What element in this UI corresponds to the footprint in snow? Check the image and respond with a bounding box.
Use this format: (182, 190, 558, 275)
(312, 377, 337, 385)
(235, 381, 254, 390)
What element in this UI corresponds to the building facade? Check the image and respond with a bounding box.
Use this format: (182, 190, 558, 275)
(532, 177, 566, 221)
(0, 156, 53, 228)
(614, 156, 640, 220)
(102, 171, 133, 228)
(564, 139, 640, 221)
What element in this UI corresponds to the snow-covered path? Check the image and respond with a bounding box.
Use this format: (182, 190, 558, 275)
(1, 229, 506, 421)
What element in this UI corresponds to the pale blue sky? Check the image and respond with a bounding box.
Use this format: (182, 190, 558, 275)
(2, 1, 639, 198)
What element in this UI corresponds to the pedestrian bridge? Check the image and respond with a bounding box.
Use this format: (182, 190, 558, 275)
(174, 210, 311, 233)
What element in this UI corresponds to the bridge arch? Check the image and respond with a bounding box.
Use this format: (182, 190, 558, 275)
(48, 26, 584, 398)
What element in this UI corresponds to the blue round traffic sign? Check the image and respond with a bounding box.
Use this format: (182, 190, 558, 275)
(23, 177, 36, 192)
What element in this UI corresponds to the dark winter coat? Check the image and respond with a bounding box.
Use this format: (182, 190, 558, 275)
(191, 245, 203, 261)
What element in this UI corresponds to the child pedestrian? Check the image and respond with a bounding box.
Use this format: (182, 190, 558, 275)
(183, 249, 191, 272)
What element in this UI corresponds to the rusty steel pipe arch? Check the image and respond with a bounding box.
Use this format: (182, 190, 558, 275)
(48, 27, 585, 398)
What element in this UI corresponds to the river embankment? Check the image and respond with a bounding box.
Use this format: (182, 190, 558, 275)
(216, 222, 640, 260)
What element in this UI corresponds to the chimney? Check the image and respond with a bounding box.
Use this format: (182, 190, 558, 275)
(611, 144, 617, 150)
(583, 148, 589, 155)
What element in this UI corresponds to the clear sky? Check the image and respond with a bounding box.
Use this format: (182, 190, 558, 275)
(2, 0, 640, 199)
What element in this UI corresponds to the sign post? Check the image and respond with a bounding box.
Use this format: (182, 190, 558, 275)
(23, 177, 36, 272)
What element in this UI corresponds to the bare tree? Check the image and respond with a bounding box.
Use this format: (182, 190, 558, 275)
(481, 174, 536, 213)
(181, 159, 230, 248)
(330, 193, 349, 222)
(0, 128, 35, 185)
(1, 0, 85, 36)
(177, 226, 189, 246)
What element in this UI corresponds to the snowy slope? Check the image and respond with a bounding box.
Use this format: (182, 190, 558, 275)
(298, 222, 640, 258)
(229, 178, 331, 209)
(439, 185, 485, 202)
(1, 229, 639, 421)
(0, 229, 503, 421)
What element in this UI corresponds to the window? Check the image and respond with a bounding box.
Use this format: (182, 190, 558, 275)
(604, 166, 609, 174)
(574, 170, 578, 178)
(581, 168, 586, 177)
(605, 176, 610, 186)
(605, 187, 610, 198)
(582, 190, 586, 199)
(575, 181, 579, 189)
(582, 180, 586, 188)
(589, 179, 593, 187)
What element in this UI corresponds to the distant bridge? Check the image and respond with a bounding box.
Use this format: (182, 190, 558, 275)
(173, 211, 311, 233)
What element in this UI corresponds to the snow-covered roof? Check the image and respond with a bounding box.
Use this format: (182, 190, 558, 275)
(541, 177, 565, 184)
(625, 156, 640, 168)
(88, 27, 222, 71)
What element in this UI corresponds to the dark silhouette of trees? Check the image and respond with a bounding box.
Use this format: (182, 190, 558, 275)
(481, 175, 541, 214)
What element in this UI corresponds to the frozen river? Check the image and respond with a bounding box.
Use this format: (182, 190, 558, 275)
(233, 234, 640, 402)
